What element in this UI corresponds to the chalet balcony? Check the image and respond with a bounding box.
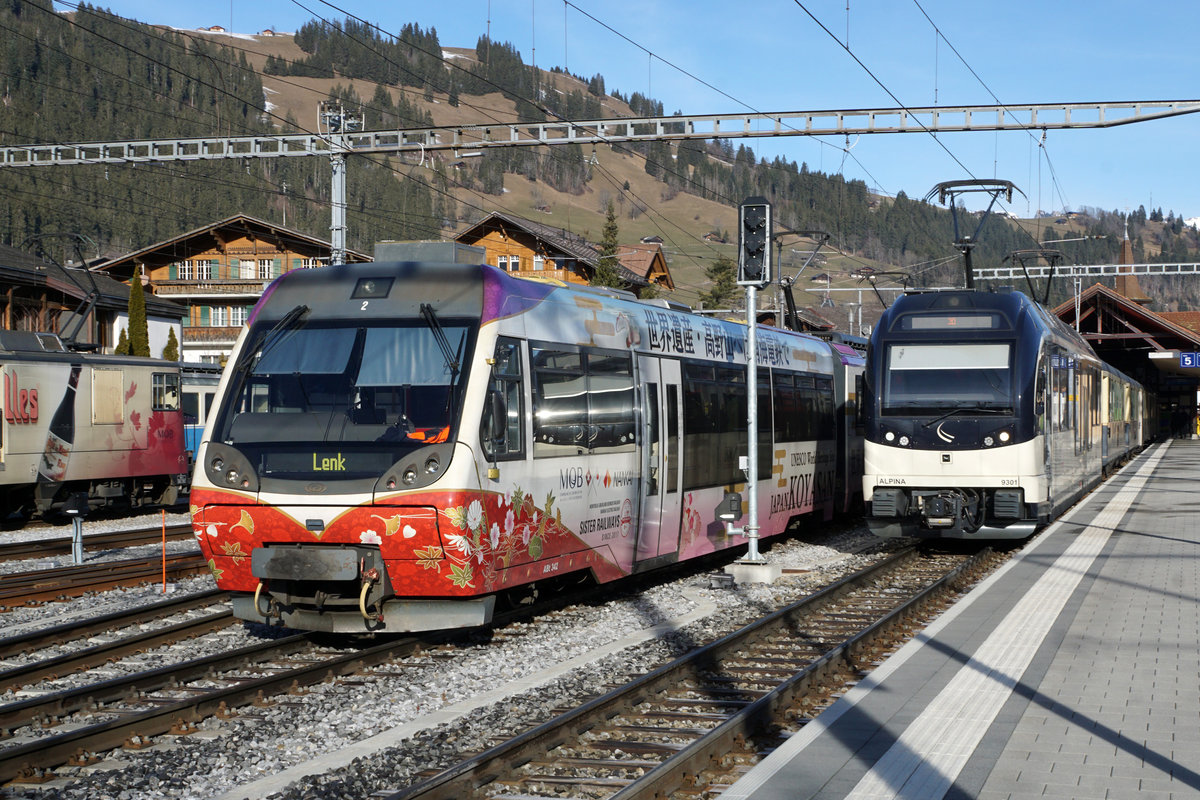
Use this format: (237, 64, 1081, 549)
(182, 326, 242, 344)
(509, 268, 586, 285)
(153, 279, 270, 299)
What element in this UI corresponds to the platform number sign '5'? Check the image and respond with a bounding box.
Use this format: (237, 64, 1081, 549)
(1182, 352, 1198, 369)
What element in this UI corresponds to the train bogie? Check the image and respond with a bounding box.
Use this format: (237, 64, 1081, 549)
(191, 263, 865, 633)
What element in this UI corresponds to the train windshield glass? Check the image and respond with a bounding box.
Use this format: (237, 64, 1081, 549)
(213, 319, 475, 479)
(883, 343, 1012, 414)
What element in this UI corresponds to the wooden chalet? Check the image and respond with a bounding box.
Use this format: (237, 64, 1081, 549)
(93, 215, 370, 363)
(454, 212, 669, 297)
(0, 243, 183, 354)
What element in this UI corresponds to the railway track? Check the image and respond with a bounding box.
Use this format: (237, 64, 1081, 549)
(0, 524, 195, 563)
(0, 588, 231, 693)
(0, 557, 668, 784)
(0, 552, 209, 607)
(382, 545, 1005, 800)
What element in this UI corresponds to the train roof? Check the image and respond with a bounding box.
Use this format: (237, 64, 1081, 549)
(248, 261, 843, 368)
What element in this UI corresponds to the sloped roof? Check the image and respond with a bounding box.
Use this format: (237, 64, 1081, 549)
(617, 243, 674, 290)
(93, 214, 371, 278)
(1051, 283, 1200, 349)
(456, 211, 647, 286)
(0, 243, 183, 318)
(1158, 311, 1200, 334)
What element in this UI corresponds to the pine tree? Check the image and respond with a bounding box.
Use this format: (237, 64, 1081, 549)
(115, 327, 130, 355)
(162, 327, 179, 361)
(128, 276, 150, 357)
(699, 254, 739, 310)
(591, 200, 623, 288)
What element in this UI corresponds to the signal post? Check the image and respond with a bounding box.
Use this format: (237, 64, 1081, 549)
(723, 197, 783, 585)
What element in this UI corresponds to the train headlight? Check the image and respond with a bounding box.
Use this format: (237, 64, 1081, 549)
(983, 435, 995, 447)
(999, 430, 1011, 443)
(885, 431, 895, 442)
(375, 443, 454, 495)
(898, 435, 910, 447)
(202, 443, 258, 493)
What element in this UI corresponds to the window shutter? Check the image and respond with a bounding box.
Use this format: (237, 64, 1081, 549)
(200, 306, 210, 326)
(273, 258, 282, 277)
(169, 263, 178, 280)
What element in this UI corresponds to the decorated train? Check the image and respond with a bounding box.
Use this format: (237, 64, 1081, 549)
(190, 262, 865, 633)
(0, 331, 188, 520)
(861, 288, 1150, 539)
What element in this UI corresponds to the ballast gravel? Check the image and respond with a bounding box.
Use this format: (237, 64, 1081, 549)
(1, 518, 888, 800)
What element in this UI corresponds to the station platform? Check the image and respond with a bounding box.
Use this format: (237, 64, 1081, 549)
(721, 438, 1200, 800)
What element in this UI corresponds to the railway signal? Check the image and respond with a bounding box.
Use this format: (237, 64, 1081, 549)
(737, 197, 772, 288)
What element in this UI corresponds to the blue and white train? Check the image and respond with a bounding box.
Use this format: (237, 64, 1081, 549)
(861, 288, 1149, 540)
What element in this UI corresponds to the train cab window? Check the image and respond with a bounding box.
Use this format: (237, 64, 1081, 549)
(215, 318, 475, 481)
(884, 343, 1012, 415)
(482, 338, 525, 461)
(152, 372, 181, 411)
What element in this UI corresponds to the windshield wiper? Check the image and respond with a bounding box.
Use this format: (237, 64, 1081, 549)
(236, 304, 310, 372)
(420, 303, 461, 380)
(921, 404, 1011, 428)
(420, 303, 463, 425)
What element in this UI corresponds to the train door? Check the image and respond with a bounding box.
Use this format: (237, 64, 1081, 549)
(634, 355, 682, 565)
(1099, 372, 1110, 464)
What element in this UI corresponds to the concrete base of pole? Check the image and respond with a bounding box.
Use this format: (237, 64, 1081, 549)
(724, 561, 782, 585)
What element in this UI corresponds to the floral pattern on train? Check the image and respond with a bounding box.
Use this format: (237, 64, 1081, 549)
(190, 485, 597, 596)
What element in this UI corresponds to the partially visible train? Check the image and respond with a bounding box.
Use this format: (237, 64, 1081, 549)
(190, 262, 865, 633)
(861, 288, 1150, 540)
(0, 331, 188, 519)
(181, 363, 223, 465)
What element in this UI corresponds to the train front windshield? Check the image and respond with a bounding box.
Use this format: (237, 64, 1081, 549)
(883, 343, 1013, 415)
(213, 318, 474, 480)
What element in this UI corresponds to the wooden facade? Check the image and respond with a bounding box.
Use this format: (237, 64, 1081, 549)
(94, 215, 369, 363)
(454, 212, 668, 297)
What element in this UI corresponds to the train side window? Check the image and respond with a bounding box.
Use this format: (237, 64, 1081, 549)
(482, 338, 525, 461)
(587, 350, 635, 453)
(532, 346, 586, 457)
(665, 385, 679, 492)
(773, 373, 795, 442)
(153, 372, 180, 411)
(182, 390, 200, 424)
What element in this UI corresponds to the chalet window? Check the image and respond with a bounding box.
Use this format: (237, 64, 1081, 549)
(230, 306, 248, 327)
(533, 255, 545, 271)
(178, 261, 194, 280)
(196, 260, 213, 280)
(302, 257, 323, 269)
(496, 255, 510, 271)
(211, 306, 228, 327)
(240, 260, 255, 279)
(258, 259, 273, 279)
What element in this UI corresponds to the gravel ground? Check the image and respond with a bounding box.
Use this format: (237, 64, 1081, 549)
(1, 517, 888, 800)
(0, 509, 195, 578)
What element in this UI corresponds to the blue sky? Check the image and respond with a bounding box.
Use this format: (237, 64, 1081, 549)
(78, 0, 1200, 220)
